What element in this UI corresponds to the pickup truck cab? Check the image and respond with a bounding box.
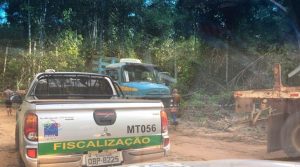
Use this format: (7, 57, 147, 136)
(15, 71, 170, 167)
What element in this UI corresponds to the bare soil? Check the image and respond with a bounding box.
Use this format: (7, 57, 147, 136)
(0, 106, 287, 167)
(0, 106, 20, 167)
(158, 121, 287, 162)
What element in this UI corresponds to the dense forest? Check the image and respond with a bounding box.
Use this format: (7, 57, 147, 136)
(1, 0, 300, 101)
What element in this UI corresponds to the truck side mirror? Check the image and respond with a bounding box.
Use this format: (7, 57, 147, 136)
(158, 72, 176, 85)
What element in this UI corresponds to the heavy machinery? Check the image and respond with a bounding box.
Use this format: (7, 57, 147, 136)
(234, 64, 300, 157)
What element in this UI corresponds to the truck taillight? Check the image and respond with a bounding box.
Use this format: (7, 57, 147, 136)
(24, 113, 38, 141)
(27, 148, 37, 158)
(161, 110, 168, 133)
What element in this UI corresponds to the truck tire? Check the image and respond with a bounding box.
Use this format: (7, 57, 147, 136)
(15, 126, 25, 167)
(280, 112, 300, 157)
(17, 152, 25, 167)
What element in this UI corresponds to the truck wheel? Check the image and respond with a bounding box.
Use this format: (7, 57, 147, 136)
(15, 126, 25, 167)
(17, 152, 25, 167)
(280, 112, 300, 157)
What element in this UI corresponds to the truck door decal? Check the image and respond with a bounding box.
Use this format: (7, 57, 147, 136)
(43, 120, 62, 137)
(38, 135, 162, 155)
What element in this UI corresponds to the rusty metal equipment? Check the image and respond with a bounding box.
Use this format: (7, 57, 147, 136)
(233, 63, 300, 156)
(233, 63, 300, 124)
(234, 64, 300, 100)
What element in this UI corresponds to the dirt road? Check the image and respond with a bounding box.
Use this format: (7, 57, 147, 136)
(0, 107, 20, 167)
(160, 125, 286, 161)
(0, 106, 286, 167)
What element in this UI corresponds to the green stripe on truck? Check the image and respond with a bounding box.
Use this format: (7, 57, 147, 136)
(38, 135, 162, 155)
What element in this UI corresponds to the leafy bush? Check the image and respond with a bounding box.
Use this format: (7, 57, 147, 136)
(181, 90, 233, 124)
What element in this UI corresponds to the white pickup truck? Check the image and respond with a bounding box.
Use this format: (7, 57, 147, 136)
(15, 72, 170, 167)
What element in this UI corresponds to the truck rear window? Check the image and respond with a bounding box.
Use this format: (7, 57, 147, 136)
(33, 74, 114, 99)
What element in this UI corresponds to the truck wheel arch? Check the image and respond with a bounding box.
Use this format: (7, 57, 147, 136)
(280, 112, 300, 157)
(15, 125, 25, 167)
(15, 125, 19, 151)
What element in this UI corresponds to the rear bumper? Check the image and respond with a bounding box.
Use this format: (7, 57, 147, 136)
(123, 147, 167, 164)
(24, 147, 168, 167)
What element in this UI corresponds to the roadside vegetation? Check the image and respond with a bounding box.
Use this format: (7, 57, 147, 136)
(1, 0, 300, 120)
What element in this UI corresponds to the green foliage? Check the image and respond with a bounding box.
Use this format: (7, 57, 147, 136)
(145, 37, 207, 92)
(32, 30, 85, 73)
(1, 0, 300, 95)
(183, 90, 232, 109)
(181, 90, 233, 123)
(55, 30, 84, 71)
(62, 8, 73, 24)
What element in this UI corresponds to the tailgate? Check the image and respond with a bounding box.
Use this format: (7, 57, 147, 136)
(36, 101, 163, 155)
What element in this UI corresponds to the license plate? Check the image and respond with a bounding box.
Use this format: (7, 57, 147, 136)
(85, 151, 123, 166)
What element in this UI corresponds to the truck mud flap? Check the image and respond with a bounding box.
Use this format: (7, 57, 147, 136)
(267, 113, 286, 152)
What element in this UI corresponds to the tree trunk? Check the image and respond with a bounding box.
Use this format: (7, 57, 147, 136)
(32, 41, 36, 77)
(37, 0, 48, 73)
(225, 43, 229, 86)
(87, 1, 99, 72)
(28, 0, 32, 55)
(174, 53, 177, 81)
(92, 10, 98, 49)
(16, 66, 26, 90)
(2, 46, 8, 89)
(99, 0, 105, 60)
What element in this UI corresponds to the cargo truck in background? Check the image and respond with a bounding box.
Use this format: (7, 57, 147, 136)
(234, 64, 300, 158)
(94, 57, 176, 107)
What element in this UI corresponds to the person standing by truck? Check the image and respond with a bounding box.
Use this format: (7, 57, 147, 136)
(170, 89, 180, 125)
(4, 86, 13, 116)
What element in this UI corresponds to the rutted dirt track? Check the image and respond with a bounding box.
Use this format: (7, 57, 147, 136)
(0, 106, 287, 167)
